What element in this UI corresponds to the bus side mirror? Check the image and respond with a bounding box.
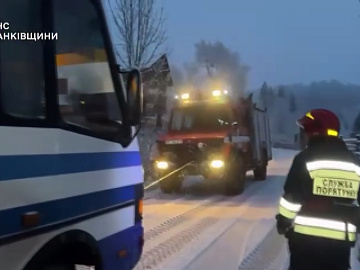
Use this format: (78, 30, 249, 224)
(125, 69, 143, 126)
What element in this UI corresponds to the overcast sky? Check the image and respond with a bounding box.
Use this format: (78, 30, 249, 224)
(164, 0, 360, 90)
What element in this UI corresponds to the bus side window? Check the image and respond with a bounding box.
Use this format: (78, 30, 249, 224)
(0, 0, 46, 119)
(53, 0, 123, 132)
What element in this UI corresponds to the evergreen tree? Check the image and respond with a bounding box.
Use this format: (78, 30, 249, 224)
(289, 93, 297, 113)
(353, 112, 360, 132)
(267, 87, 274, 107)
(278, 86, 286, 98)
(337, 111, 348, 130)
(259, 81, 268, 107)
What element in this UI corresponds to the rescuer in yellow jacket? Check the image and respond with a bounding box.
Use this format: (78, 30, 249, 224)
(276, 109, 360, 270)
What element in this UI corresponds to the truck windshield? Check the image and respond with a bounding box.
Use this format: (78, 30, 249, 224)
(169, 105, 232, 132)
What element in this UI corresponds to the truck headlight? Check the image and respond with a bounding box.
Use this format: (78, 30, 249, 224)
(210, 160, 224, 168)
(156, 161, 169, 170)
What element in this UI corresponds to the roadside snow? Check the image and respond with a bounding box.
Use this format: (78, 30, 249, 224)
(271, 148, 298, 161)
(267, 148, 298, 176)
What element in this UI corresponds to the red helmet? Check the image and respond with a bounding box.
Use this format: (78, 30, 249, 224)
(296, 109, 340, 137)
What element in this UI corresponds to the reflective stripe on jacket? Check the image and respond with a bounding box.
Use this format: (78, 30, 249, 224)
(279, 197, 302, 219)
(294, 215, 357, 241)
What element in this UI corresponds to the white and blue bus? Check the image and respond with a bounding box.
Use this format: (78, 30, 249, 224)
(0, 0, 144, 269)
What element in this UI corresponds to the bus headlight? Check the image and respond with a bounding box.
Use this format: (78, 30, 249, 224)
(156, 161, 169, 170)
(210, 160, 224, 169)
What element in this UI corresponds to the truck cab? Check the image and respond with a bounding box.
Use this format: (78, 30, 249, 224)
(153, 90, 272, 196)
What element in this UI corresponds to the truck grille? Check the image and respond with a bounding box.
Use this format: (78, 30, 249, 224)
(159, 139, 224, 165)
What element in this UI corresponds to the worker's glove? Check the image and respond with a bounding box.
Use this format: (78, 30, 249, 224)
(275, 214, 292, 236)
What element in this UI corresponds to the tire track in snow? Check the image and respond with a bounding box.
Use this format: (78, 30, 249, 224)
(142, 180, 260, 242)
(143, 193, 224, 229)
(161, 179, 282, 270)
(135, 217, 218, 270)
(137, 180, 274, 270)
(144, 196, 225, 242)
(238, 225, 287, 270)
(143, 196, 216, 220)
(180, 218, 256, 270)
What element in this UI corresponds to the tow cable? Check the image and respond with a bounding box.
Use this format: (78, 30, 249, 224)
(144, 161, 195, 190)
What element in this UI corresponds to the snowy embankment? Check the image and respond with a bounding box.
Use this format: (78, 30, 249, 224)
(139, 148, 360, 270)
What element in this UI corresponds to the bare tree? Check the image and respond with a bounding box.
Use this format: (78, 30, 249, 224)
(108, 0, 167, 68)
(187, 40, 249, 96)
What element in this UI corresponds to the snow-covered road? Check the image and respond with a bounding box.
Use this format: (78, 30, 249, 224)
(136, 148, 360, 270)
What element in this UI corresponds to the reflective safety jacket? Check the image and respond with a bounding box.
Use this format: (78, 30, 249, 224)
(278, 136, 360, 244)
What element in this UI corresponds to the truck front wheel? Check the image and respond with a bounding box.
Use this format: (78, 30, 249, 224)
(224, 154, 246, 196)
(253, 164, 267, 181)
